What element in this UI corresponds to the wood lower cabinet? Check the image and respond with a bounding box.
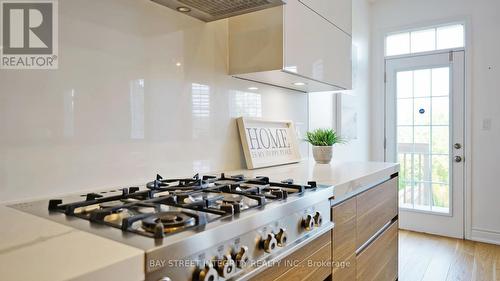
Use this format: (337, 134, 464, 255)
(331, 175, 399, 281)
(255, 175, 399, 281)
(331, 198, 357, 280)
(356, 220, 398, 281)
(356, 177, 398, 250)
(250, 231, 332, 281)
(333, 252, 356, 281)
(274, 242, 331, 281)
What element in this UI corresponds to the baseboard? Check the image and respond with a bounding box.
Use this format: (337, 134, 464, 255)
(470, 228, 500, 245)
(398, 225, 462, 239)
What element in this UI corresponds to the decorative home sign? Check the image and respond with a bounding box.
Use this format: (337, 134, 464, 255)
(236, 117, 301, 169)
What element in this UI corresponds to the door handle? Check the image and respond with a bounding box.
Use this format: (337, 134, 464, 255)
(454, 156, 463, 163)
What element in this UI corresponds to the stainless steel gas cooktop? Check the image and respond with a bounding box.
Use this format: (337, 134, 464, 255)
(11, 173, 334, 281)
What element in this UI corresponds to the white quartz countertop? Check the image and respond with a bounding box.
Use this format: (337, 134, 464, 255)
(0, 160, 398, 281)
(0, 205, 144, 281)
(225, 160, 400, 203)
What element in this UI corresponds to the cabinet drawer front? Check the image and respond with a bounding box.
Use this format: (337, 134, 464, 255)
(356, 220, 398, 281)
(356, 177, 398, 249)
(284, 0, 352, 89)
(333, 218, 356, 267)
(250, 231, 331, 281)
(299, 0, 352, 34)
(332, 197, 356, 224)
(275, 242, 332, 281)
(332, 198, 356, 280)
(332, 198, 356, 262)
(333, 253, 356, 281)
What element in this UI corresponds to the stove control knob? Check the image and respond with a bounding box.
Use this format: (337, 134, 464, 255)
(275, 228, 288, 247)
(216, 254, 236, 278)
(234, 246, 250, 268)
(314, 211, 323, 227)
(302, 214, 314, 231)
(261, 233, 278, 253)
(196, 262, 219, 281)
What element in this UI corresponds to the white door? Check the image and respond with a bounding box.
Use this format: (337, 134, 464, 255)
(385, 51, 465, 238)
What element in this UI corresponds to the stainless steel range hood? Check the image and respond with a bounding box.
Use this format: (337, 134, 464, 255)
(151, 0, 285, 22)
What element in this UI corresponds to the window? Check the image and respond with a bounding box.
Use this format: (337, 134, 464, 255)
(385, 24, 464, 56)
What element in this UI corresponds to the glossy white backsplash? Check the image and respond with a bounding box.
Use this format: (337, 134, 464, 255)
(0, 0, 308, 203)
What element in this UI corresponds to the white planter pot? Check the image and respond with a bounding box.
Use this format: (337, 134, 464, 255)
(312, 146, 333, 164)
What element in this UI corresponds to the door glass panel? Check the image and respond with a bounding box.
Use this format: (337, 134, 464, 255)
(396, 67, 451, 213)
(398, 152, 413, 207)
(397, 99, 413, 125)
(397, 71, 413, 98)
(414, 126, 430, 149)
(432, 97, 449, 125)
(432, 126, 449, 154)
(432, 183, 449, 212)
(414, 69, 431, 97)
(397, 126, 413, 143)
(432, 68, 450, 95)
(432, 155, 450, 183)
(414, 98, 431, 125)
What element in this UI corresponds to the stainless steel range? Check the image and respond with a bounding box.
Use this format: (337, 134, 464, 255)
(10, 173, 334, 281)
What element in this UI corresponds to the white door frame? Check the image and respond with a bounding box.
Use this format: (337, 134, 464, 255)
(374, 18, 472, 240)
(385, 50, 466, 239)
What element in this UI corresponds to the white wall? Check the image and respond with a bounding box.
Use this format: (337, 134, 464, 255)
(309, 0, 372, 161)
(0, 0, 308, 203)
(370, 0, 500, 244)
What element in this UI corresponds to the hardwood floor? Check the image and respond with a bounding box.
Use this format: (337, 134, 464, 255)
(399, 230, 500, 281)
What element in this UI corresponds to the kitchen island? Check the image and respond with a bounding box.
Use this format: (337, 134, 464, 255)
(231, 161, 399, 281)
(0, 160, 398, 281)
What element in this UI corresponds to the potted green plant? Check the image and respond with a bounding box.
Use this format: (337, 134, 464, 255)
(305, 128, 344, 164)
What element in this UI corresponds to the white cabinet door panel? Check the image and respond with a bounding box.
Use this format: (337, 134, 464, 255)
(284, 0, 352, 89)
(299, 0, 352, 35)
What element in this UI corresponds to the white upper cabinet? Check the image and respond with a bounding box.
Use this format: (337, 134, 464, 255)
(228, 0, 352, 92)
(299, 0, 352, 35)
(284, 0, 352, 89)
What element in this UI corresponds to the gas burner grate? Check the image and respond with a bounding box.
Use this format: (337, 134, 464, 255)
(48, 187, 154, 216)
(146, 173, 215, 191)
(47, 173, 319, 239)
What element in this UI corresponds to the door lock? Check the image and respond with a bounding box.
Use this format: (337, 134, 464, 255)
(454, 156, 463, 163)
(454, 143, 462, 149)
